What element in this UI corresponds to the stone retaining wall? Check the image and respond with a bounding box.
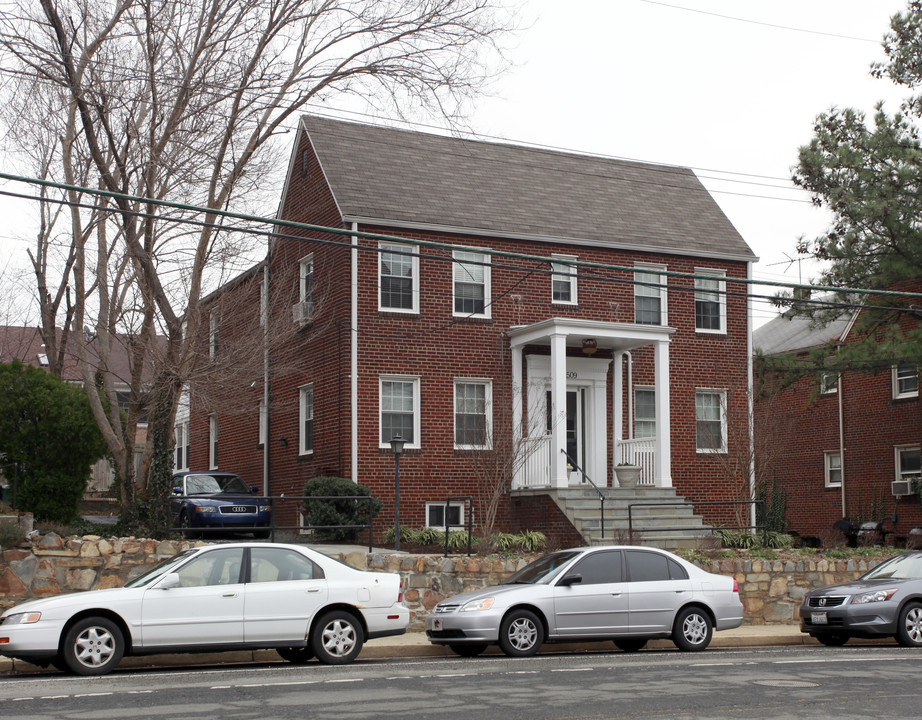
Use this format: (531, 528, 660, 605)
(0, 534, 890, 631)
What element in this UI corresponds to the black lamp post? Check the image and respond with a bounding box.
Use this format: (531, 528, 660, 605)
(389, 435, 405, 550)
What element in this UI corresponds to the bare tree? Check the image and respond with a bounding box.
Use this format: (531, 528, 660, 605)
(0, 0, 516, 522)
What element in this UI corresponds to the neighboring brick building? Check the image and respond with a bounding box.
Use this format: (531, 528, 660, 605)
(184, 115, 757, 542)
(754, 307, 922, 543)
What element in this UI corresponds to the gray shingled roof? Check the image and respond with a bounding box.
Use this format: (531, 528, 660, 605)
(301, 115, 756, 261)
(753, 311, 853, 355)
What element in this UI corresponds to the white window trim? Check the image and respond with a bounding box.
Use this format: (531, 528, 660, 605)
(299, 383, 314, 456)
(896, 444, 921, 483)
(693, 267, 726, 335)
(379, 242, 419, 314)
(824, 450, 842, 488)
(452, 248, 492, 319)
(892, 364, 919, 399)
(379, 375, 421, 450)
(551, 254, 578, 305)
(208, 413, 218, 470)
(634, 263, 668, 326)
(453, 378, 493, 450)
(425, 501, 466, 530)
(695, 388, 727, 454)
(209, 312, 218, 360)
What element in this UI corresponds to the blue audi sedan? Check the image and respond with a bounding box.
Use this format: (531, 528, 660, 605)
(171, 471, 272, 538)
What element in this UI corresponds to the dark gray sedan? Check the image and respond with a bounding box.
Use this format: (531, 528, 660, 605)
(425, 546, 743, 657)
(800, 552, 922, 647)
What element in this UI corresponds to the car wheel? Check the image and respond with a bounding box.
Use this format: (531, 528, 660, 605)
(311, 610, 364, 664)
(672, 606, 713, 652)
(815, 633, 850, 647)
(277, 646, 314, 664)
(614, 638, 648, 653)
(498, 609, 543, 657)
(178, 510, 200, 539)
(896, 602, 922, 647)
(62, 617, 125, 676)
(448, 643, 488, 658)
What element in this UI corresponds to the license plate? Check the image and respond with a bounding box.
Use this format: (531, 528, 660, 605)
(811, 612, 828, 625)
(433, 619, 442, 631)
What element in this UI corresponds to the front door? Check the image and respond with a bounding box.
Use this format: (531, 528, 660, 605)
(548, 388, 586, 484)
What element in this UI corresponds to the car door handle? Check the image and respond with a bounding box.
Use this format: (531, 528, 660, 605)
(611, 592, 622, 597)
(222, 592, 238, 598)
(307, 588, 321, 593)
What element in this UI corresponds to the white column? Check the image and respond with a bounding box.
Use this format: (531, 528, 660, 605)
(613, 351, 624, 475)
(654, 339, 672, 488)
(591, 375, 609, 486)
(511, 344, 523, 488)
(550, 333, 568, 488)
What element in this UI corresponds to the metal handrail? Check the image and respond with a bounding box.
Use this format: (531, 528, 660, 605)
(627, 499, 766, 544)
(562, 450, 606, 539)
(441, 495, 475, 557)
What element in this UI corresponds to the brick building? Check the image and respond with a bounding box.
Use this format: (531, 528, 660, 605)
(754, 306, 922, 543)
(183, 115, 758, 543)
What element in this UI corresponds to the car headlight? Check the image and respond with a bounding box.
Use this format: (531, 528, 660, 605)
(195, 506, 218, 513)
(258, 505, 271, 513)
(852, 589, 897, 604)
(460, 597, 495, 612)
(3, 612, 41, 625)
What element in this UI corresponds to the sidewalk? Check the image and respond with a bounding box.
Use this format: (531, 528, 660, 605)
(3, 624, 871, 674)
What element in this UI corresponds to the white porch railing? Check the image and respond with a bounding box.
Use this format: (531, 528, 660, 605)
(618, 437, 655, 486)
(513, 435, 553, 489)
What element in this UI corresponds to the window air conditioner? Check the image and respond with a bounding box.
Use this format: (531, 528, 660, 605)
(292, 300, 314, 324)
(892, 479, 914, 497)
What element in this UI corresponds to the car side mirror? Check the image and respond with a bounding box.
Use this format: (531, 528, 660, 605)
(558, 573, 582, 587)
(156, 573, 181, 590)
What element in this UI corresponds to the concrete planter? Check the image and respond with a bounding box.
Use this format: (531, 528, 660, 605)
(0, 512, 34, 535)
(615, 465, 641, 488)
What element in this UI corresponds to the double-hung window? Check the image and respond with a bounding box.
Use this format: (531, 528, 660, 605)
(295, 254, 314, 324)
(174, 389, 190, 471)
(694, 269, 726, 333)
(897, 445, 921, 485)
(209, 414, 218, 469)
(209, 312, 219, 360)
(300, 384, 314, 455)
(893, 363, 919, 399)
(380, 376, 420, 448)
(695, 389, 727, 453)
(824, 451, 842, 488)
(634, 387, 656, 439)
(551, 255, 577, 305)
(454, 379, 492, 449)
(379, 243, 418, 312)
(634, 264, 667, 325)
(453, 249, 491, 318)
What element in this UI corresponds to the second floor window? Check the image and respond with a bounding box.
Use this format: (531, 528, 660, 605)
(551, 255, 577, 304)
(209, 312, 219, 360)
(634, 266, 666, 325)
(380, 243, 418, 312)
(694, 269, 726, 333)
(453, 249, 490, 318)
(893, 363, 919, 399)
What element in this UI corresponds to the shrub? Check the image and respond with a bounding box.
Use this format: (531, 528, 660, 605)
(302, 476, 382, 542)
(0, 521, 26, 550)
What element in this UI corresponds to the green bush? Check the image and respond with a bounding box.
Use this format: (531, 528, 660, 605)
(0, 522, 26, 549)
(302, 476, 382, 542)
(714, 529, 793, 550)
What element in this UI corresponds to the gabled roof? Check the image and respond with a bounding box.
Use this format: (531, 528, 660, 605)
(299, 115, 756, 262)
(753, 310, 855, 355)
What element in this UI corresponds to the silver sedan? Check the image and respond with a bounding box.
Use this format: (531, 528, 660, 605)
(425, 545, 743, 657)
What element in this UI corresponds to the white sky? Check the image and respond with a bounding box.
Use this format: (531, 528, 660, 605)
(0, 0, 912, 328)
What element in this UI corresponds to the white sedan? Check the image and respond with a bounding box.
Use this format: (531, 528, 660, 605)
(0, 542, 408, 675)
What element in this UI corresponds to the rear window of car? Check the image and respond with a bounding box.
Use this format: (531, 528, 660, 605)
(625, 550, 688, 582)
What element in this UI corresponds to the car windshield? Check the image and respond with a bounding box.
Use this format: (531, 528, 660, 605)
(123, 549, 197, 588)
(502, 550, 581, 585)
(861, 554, 922, 580)
(184, 474, 250, 494)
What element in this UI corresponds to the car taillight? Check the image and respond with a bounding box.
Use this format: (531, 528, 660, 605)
(732, 578, 739, 593)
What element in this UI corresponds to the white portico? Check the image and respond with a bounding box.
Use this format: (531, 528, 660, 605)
(509, 318, 675, 490)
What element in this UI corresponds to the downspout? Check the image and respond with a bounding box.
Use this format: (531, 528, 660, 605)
(351, 222, 359, 483)
(838, 371, 846, 517)
(747, 261, 756, 531)
(262, 259, 270, 497)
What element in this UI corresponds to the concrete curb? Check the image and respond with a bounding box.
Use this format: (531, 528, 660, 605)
(3, 625, 872, 674)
